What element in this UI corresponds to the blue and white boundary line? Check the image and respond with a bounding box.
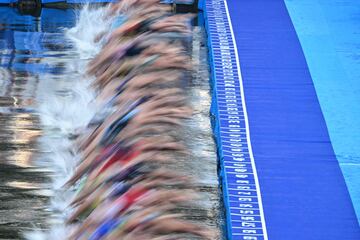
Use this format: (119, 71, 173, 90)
(204, 0, 268, 239)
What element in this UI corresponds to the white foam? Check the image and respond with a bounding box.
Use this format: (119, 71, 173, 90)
(25, 5, 112, 240)
(67, 5, 112, 60)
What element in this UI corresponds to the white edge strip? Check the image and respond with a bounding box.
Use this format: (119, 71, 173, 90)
(223, 0, 269, 238)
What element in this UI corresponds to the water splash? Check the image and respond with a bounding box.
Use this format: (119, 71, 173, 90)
(67, 5, 113, 59)
(25, 5, 111, 240)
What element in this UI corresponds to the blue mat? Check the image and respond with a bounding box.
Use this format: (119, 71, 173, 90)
(285, 0, 360, 221)
(204, 0, 360, 239)
(204, 0, 267, 239)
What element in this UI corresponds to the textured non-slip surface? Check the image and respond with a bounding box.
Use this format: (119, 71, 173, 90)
(205, 0, 360, 239)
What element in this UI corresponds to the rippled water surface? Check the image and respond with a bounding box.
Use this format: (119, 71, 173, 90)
(0, 7, 222, 239)
(0, 7, 80, 240)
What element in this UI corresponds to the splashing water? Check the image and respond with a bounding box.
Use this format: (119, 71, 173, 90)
(25, 6, 112, 240)
(21, 5, 223, 239)
(67, 5, 113, 59)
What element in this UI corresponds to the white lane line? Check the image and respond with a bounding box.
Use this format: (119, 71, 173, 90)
(223, 0, 269, 239)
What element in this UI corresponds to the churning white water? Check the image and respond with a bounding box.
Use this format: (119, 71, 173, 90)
(24, 6, 112, 240)
(22, 6, 222, 239)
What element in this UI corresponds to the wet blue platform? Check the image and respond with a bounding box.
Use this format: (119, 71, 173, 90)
(203, 0, 360, 239)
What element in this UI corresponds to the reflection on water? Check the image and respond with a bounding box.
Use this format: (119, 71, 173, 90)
(182, 23, 223, 237)
(0, 7, 78, 239)
(0, 7, 222, 240)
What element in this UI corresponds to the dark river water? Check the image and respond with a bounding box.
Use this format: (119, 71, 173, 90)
(0, 7, 79, 240)
(0, 7, 222, 239)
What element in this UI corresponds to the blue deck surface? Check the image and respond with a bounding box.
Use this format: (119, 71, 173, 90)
(285, 0, 360, 221)
(204, 0, 360, 239)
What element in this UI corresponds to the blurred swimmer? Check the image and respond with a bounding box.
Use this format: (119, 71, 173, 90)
(64, 1, 212, 239)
